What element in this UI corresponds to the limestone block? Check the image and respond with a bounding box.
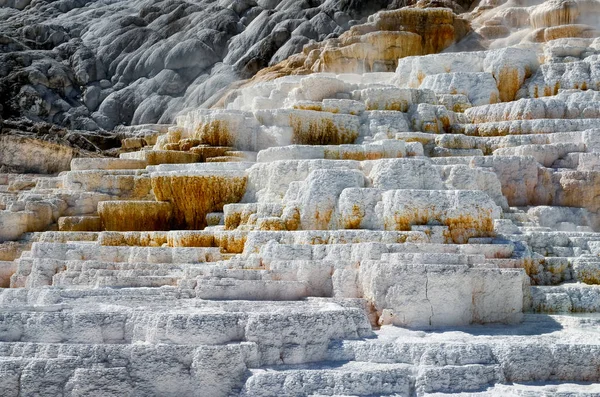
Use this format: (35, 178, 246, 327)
(99, 231, 168, 247)
(244, 159, 360, 202)
(366, 158, 445, 190)
(459, 118, 600, 137)
(437, 93, 472, 112)
(466, 97, 600, 124)
(369, 8, 469, 54)
(529, 0, 600, 29)
(256, 140, 406, 162)
(315, 31, 423, 73)
(241, 361, 412, 396)
(531, 285, 600, 313)
(442, 164, 509, 209)
(98, 201, 172, 231)
(64, 368, 133, 397)
(578, 153, 600, 171)
(410, 103, 466, 134)
(360, 262, 525, 327)
(365, 110, 411, 136)
(395, 47, 538, 102)
(471, 156, 539, 206)
(337, 189, 500, 243)
(394, 51, 484, 88)
(405, 142, 425, 157)
(420, 72, 500, 106)
(354, 87, 435, 112)
(337, 188, 384, 230)
(482, 47, 539, 102)
(379, 189, 501, 243)
(551, 170, 600, 214)
(520, 60, 599, 98)
(527, 206, 597, 231)
(493, 142, 585, 167)
(572, 257, 600, 284)
(291, 169, 365, 230)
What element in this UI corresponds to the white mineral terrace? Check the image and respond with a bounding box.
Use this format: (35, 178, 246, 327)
(2, 0, 600, 395)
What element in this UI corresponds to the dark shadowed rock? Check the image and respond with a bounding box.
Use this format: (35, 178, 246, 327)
(0, 0, 473, 131)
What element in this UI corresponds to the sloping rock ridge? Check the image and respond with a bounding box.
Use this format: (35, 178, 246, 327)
(1, 0, 600, 396)
(0, 0, 417, 131)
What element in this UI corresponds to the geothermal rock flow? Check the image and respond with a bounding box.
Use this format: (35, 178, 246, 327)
(2, 0, 600, 396)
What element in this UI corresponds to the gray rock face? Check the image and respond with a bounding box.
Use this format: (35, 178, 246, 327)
(0, 0, 398, 130)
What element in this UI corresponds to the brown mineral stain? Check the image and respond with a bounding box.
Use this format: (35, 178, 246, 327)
(290, 115, 358, 145)
(98, 201, 173, 232)
(193, 120, 234, 147)
(152, 174, 247, 229)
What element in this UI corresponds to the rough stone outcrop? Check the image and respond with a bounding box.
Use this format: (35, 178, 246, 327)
(0, 0, 432, 131)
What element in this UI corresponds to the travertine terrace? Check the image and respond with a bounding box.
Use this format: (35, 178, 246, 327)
(2, 0, 600, 395)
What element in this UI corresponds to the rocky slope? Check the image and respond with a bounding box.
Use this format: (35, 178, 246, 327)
(0, 0, 420, 132)
(1, 0, 600, 395)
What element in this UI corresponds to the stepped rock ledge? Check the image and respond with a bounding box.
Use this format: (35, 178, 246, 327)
(2, 0, 600, 395)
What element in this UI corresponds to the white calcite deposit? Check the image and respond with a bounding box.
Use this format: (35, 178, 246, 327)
(2, 0, 600, 396)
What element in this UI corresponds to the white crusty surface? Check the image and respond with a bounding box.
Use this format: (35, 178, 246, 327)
(2, 0, 600, 395)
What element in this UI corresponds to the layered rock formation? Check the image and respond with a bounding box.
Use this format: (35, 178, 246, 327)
(2, 0, 600, 395)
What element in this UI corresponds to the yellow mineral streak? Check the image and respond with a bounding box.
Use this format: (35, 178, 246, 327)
(257, 217, 287, 231)
(178, 138, 202, 151)
(386, 209, 495, 244)
(192, 120, 234, 147)
(152, 174, 247, 229)
(215, 232, 247, 254)
(496, 66, 523, 103)
(283, 207, 301, 231)
(58, 216, 102, 232)
(163, 143, 181, 151)
(168, 230, 215, 247)
(189, 146, 234, 162)
(530, 0, 580, 28)
(99, 231, 169, 247)
(290, 115, 358, 145)
(312, 208, 335, 230)
(577, 269, 600, 285)
(372, 8, 468, 54)
(98, 201, 173, 232)
(542, 24, 599, 41)
(224, 204, 257, 230)
(206, 156, 245, 163)
(135, 150, 200, 166)
(365, 97, 410, 112)
(323, 147, 391, 161)
(293, 103, 323, 112)
(314, 31, 423, 73)
(340, 204, 365, 229)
